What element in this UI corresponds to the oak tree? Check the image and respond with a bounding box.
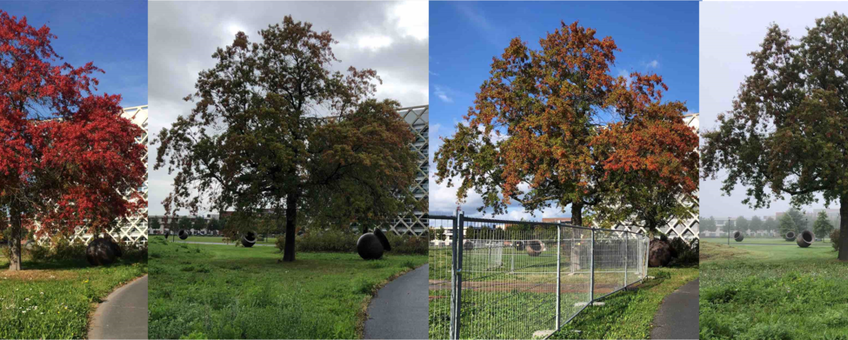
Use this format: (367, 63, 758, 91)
(702, 13, 848, 260)
(434, 21, 698, 231)
(155, 17, 418, 262)
(0, 11, 146, 270)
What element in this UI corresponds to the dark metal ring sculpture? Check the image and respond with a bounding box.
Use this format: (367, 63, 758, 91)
(796, 230, 814, 248)
(178, 229, 189, 240)
(526, 239, 544, 257)
(734, 231, 744, 242)
(784, 231, 796, 242)
(241, 231, 257, 247)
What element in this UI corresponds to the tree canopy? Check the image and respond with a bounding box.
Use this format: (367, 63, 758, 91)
(154, 16, 419, 262)
(701, 13, 848, 260)
(0, 11, 146, 270)
(434, 21, 698, 230)
(813, 211, 835, 239)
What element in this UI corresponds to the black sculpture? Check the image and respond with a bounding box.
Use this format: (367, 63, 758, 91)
(357, 228, 391, 260)
(179, 229, 188, 240)
(734, 231, 744, 242)
(164, 230, 170, 239)
(796, 230, 814, 248)
(86, 237, 122, 266)
(526, 240, 544, 257)
(515, 240, 525, 251)
(242, 231, 257, 247)
(463, 241, 474, 251)
(784, 231, 796, 241)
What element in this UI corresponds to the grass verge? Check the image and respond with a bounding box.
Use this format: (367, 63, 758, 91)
(700, 241, 848, 340)
(0, 253, 148, 339)
(550, 267, 699, 339)
(147, 238, 426, 339)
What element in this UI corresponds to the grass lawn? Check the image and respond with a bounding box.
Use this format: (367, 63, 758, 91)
(700, 241, 848, 340)
(550, 267, 699, 339)
(0, 252, 148, 339)
(429, 245, 691, 339)
(147, 238, 427, 339)
(701, 237, 834, 245)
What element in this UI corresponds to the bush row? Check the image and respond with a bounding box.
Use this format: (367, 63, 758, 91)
(278, 229, 427, 255)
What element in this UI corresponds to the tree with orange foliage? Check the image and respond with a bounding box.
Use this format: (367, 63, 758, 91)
(434, 21, 699, 232)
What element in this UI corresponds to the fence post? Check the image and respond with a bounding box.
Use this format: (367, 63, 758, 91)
(454, 211, 465, 340)
(624, 233, 628, 287)
(556, 225, 562, 329)
(590, 228, 595, 304)
(449, 212, 458, 340)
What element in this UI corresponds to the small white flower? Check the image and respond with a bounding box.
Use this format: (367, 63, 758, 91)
(21, 310, 26, 314)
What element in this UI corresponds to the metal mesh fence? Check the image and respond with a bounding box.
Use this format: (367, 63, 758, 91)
(428, 212, 650, 340)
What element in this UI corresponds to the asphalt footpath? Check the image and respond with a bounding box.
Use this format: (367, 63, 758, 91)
(88, 275, 149, 339)
(364, 264, 428, 339)
(650, 278, 699, 340)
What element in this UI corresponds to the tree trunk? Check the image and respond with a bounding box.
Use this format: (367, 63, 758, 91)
(8, 204, 22, 271)
(839, 196, 848, 261)
(282, 190, 300, 262)
(571, 201, 583, 227)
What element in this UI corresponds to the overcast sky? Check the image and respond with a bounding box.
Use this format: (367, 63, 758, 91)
(147, 1, 428, 216)
(699, 2, 848, 219)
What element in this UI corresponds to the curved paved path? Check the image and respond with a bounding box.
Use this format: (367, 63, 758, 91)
(651, 278, 699, 340)
(364, 264, 428, 339)
(88, 275, 148, 339)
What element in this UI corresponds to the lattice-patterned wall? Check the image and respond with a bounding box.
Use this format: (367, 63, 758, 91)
(607, 113, 700, 243)
(384, 105, 429, 237)
(67, 105, 149, 246)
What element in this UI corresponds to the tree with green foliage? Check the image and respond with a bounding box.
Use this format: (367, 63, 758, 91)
(749, 216, 763, 235)
(813, 211, 835, 239)
(434, 21, 698, 233)
(178, 217, 193, 232)
(764, 216, 777, 236)
(787, 209, 807, 232)
(207, 218, 222, 231)
(701, 13, 848, 260)
(150, 218, 161, 233)
(701, 216, 717, 233)
(154, 17, 419, 262)
(735, 216, 749, 233)
(779, 213, 797, 239)
(192, 216, 207, 231)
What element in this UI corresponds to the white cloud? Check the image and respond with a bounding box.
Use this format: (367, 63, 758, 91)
(646, 59, 659, 68)
(357, 35, 393, 51)
(389, 1, 428, 41)
(433, 85, 453, 103)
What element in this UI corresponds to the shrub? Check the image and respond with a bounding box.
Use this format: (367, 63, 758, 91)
(831, 229, 840, 252)
(667, 238, 698, 268)
(282, 229, 428, 254)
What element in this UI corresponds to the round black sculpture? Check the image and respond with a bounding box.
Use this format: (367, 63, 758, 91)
(164, 230, 170, 239)
(178, 229, 188, 240)
(374, 228, 391, 251)
(463, 241, 474, 251)
(733, 231, 744, 242)
(241, 231, 257, 247)
(526, 240, 544, 257)
(357, 233, 384, 260)
(515, 240, 525, 251)
(86, 238, 122, 266)
(796, 230, 814, 248)
(784, 231, 796, 242)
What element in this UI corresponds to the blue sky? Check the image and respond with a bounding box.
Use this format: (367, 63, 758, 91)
(2, 1, 147, 107)
(429, 1, 699, 219)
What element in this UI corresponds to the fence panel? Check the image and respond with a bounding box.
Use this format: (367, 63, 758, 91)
(429, 213, 650, 340)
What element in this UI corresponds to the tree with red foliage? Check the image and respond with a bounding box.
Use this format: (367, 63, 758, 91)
(0, 11, 146, 271)
(434, 21, 699, 232)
